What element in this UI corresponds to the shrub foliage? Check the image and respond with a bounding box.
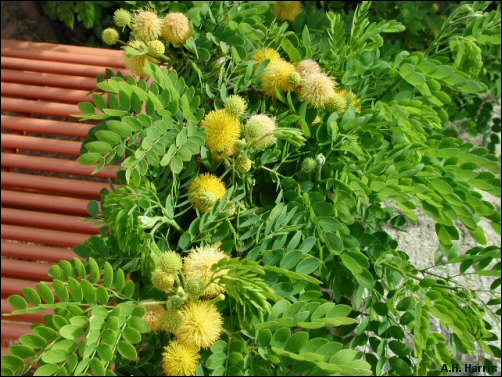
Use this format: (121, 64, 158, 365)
(3, 1, 501, 376)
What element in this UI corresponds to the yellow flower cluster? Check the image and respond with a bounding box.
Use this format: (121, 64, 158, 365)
(104, 8, 193, 77)
(253, 47, 362, 114)
(142, 245, 228, 376)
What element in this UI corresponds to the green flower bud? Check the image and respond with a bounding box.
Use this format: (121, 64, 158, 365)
(234, 139, 247, 150)
(301, 157, 317, 173)
(316, 153, 326, 166)
(113, 8, 132, 28)
(151, 268, 175, 292)
(161, 308, 184, 333)
(167, 295, 185, 310)
(158, 251, 183, 274)
(184, 274, 206, 299)
(102, 28, 120, 46)
(245, 115, 277, 149)
(288, 71, 302, 87)
(224, 95, 247, 117)
(199, 191, 218, 210)
(147, 40, 165, 57)
(235, 155, 252, 174)
(244, 120, 265, 142)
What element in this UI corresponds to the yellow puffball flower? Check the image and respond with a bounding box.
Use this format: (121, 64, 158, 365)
(189, 174, 226, 213)
(147, 40, 165, 57)
(299, 72, 336, 109)
(132, 10, 161, 42)
(113, 8, 132, 28)
(200, 109, 241, 156)
(252, 48, 281, 68)
(158, 251, 183, 274)
(260, 58, 296, 98)
(162, 340, 200, 376)
(245, 114, 277, 149)
(102, 28, 119, 46)
(183, 245, 227, 297)
(274, 1, 304, 22)
(174, 301, 223, 349)
(143, 302, 167, 332)
(161, 12, 192, 45)
(325, 91, 348, 114)
(124, 40, 158, 77)
(151, 268, 175, 292)
(296, 59, 321, 77)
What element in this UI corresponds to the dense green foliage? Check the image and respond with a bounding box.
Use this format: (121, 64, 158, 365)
(4, 1, 501, 376)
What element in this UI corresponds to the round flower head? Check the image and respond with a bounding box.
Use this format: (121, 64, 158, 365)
(296, 59, 321, 77)
(235, 155, 252, 174)
(245, 115, 277, 149)
(102, 28, 119, 46)
(151, 268, 175, 292)
(158, 251, 183, 274)
(143, 303, 167, 332)
(260, 59, 296, 98)
(299, 72, 336, 109)
(147, 40, 165, 57)
(113, 8, 132, 28)
(189, 174, 226, 213)
(183, 245, 227, 297)
(184, 274, 206, 299)
(162, 307, 185, 333)
(124, 40, 157, 77)
(200, 109, 241, 156)
(161, 12, 192, 45)
(325, 91, 348, 114)
(301, 157, 318, 173)
(274, 1, 304, 22)
(162, 340, 200, 376)
(253, 48, 281, 68)
(174, 301, 223, 349)
(132, 10, 161, 41)
(167, 295, 185, 311)
(224, 95, 247, 117)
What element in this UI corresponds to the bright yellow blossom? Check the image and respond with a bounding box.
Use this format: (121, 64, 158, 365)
(189, 174, 226, 213)
(260, 58, 296, 97)
(162, 341, 200, 376)
(174, 301, 223, 349)
(200, 109, 241, 156)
